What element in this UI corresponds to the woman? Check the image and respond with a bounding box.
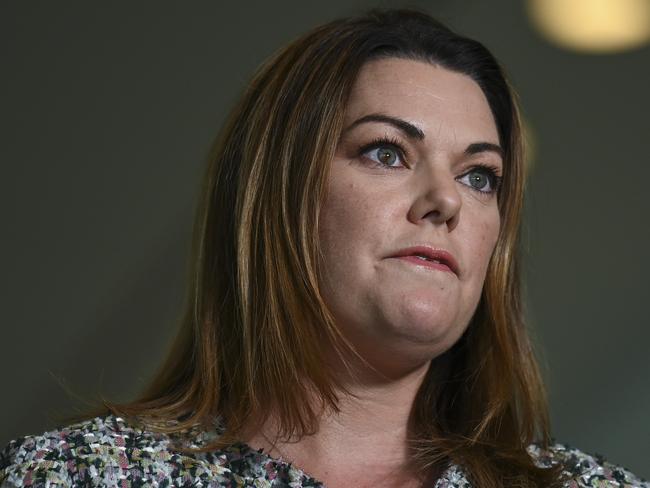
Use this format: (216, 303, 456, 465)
(1, 8, 647, 488)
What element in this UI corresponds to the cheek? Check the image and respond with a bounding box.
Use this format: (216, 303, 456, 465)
(456, 209, 500, 325)
(319, 182, 377, 276)
(320, 182, 363, 257)
(474, 210, 501, 279)
(318, 176, 404, 320)
(319, 171, 400, 252)
(459, 203, 501, 284)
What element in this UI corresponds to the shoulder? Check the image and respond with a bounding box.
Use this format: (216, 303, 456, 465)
(527, 441, 649, 487)
(0, 414, 241, 487)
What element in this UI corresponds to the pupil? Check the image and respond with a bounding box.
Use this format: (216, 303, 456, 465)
(470, 171, 488, 189)
(377, 147, 395, 165)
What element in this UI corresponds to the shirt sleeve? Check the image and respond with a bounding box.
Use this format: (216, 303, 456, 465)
(1, 416, 242, 487)
(1, 434, 79, 487)
(529, 442, 649, 487)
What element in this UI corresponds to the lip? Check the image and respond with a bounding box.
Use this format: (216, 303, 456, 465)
(388, 246, 459, 276)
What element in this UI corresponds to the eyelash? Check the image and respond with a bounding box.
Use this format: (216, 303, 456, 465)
(357, 136, 410, 167)
(356, 136, 503, 195)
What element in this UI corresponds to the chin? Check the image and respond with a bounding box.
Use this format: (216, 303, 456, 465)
(396, 320, 468, 359)
(391, 295, 464, 341)
(354, 319, 468, 378)
(356, 337, 454, 379)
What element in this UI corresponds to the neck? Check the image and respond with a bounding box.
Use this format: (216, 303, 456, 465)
(241, 358, 434, 486)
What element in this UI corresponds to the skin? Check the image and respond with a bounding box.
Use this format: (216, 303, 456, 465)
(318, 57, 503, 381)
(245, 57, 503, 487)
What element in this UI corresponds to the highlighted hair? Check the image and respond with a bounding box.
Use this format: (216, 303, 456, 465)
(82, 8, 565, 486)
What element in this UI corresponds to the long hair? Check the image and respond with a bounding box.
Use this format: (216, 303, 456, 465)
(83, 8, 566, 486)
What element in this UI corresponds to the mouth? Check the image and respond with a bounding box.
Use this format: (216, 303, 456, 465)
(388, 246, 459, 276)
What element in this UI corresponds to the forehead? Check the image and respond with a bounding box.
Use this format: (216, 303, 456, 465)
(344, 58, 500, 145)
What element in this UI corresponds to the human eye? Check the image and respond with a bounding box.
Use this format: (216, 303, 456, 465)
(456, 164, 502, 194)
(356, 136, 409, 170)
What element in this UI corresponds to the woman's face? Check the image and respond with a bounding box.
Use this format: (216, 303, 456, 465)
(318, 58, 503, 376)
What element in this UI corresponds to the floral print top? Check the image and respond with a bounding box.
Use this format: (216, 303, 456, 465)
(0, 414, 647, 487)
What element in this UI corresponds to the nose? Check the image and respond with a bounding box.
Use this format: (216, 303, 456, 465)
(409, 166, 461, 230)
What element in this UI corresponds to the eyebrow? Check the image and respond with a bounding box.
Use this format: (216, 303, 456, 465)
(465, 142, 504, 159)
(342, 112, 504, 159)
(343, 113, 425, 140)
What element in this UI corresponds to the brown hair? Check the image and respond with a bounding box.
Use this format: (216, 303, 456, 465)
(82, 8, 566, 487)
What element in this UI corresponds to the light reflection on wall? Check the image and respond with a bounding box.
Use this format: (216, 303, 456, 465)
(527, 0, 650, 53)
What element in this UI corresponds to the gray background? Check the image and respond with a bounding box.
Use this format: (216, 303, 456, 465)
(2, 0, 648, 479)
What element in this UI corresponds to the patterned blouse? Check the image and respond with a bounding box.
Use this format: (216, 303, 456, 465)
(0, 414, 647, 487)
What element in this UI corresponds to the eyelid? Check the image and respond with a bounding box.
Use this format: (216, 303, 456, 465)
(456, 164, 502, 194)
(460, 162, 502, 178)
(357, 136, 410, 168)
(356, 138, 503, 193)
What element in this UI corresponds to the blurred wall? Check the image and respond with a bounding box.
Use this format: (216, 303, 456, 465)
(2, 0, 648, 479)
